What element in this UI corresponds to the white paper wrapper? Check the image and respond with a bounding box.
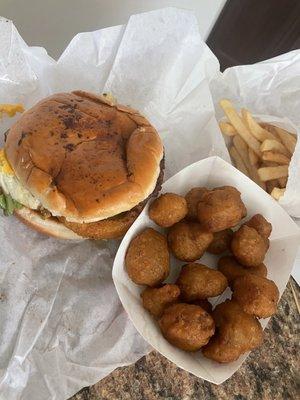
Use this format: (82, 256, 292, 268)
(0, 9, 228, 400)
(112, 156, 300, 384)
(1, 7, 300, 399)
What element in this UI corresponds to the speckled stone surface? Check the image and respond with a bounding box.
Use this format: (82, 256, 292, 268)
(70, 278, 299, 400)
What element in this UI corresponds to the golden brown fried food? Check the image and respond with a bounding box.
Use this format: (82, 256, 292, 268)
(232, 274, 279, 318)
(197, 186, 247, 232)
(148, 193, 188, 228)
(190, 299, 213, 314)
(159, 303, 215, 351)
(62, 204, 142, 239)
(244, 214, 272, 239)
(185, 187, 209, 221)
(207, 229, 233, 254)
(125, 228, 169, 286)
(141, 284, 180, 318)
(202, 300, 263, 363)
(176, 263, 228, 301)
(167, 222, 213, 262)
(231, 225, 268, 267)
(218, 256, 267, 286)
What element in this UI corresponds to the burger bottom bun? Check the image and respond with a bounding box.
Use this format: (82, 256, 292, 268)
(14, 204, 141, 240)
(15, 207, 83, 240)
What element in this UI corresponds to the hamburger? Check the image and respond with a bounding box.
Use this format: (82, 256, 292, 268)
(0, 91, 164, 239)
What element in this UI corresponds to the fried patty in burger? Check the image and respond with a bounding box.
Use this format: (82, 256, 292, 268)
(2, 91, 164, 239)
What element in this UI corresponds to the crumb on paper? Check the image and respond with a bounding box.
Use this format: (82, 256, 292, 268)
(0, 293, 6, 302)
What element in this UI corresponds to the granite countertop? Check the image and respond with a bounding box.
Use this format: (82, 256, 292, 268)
(71, 278, 299, 400)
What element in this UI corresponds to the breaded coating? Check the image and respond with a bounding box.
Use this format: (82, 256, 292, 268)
(189, 299, 213, 314)
(125, 228, 169, 286)
(176, 263, 228, 301)
(62, 205, 141, 239)
(185, 187, 209, 221)
(167, 222, 213, 262)
(231, 225, 268, 267)
(197, 186, 246, 232)
(159, 303, 215, 351)
(244, 214, 272, 239)
(202, 300, 263, 363)
(207, 229, 233, 254)
(141, 284, 180, 318)
(149, 193, 188, 227)
(232, 274, 279, 318)
(218, 256, 267, 285)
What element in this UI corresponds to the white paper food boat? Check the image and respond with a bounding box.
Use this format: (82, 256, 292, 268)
(112, 156, 300, 384)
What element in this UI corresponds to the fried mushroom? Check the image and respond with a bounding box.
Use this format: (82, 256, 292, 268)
(231, 225, 268, 267)
(202, 300, 263, 363)
(244, 214, 272, 239)
(232, 274, 279, 318)
(149, 193, 188, 227)
(176, 263, 228, 302)
(218, 256, 267, 286)
(207, 229, 233, 254)
(167, 222, 213, 262)
(159, 303, 215, 351)
(125, 228, 169, 286)
(141, 284, 180, 318)
(185, 187, 209, 221)
(197, 186, 247, 232)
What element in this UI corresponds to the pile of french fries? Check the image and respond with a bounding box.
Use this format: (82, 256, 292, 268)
(219, 99, 297, 201)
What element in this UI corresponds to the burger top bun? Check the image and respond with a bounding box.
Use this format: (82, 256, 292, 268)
(5, 91, 164, 223)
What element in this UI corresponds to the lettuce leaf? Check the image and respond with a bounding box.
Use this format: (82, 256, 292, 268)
(0, 193, 23, 216)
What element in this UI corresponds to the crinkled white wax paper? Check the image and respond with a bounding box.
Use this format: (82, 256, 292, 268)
(1, 7, 300, 399)
(0, 8, 228, 400)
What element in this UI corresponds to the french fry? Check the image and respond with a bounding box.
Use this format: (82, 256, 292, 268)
(248, 148, 259, 166)
(258, 165, 289, 181)
(263, 124, 297, 154)
(261, 160, 277, 167)
(219, 100, 294, 197)
(229, 146, 249, 177)
(262, 151, 290, 165)
(274, 127, 297, 155)
(219, 121, 237, 136)
(250, 164, 266, 190)
(232, 135, 265, 188)
(232, 135, 264, 187)
(261, 123, 283, 141)
(278, 177, 288, 188)
(260, 123, 273, 131)
(271, 187, 286, 200)
(260, 139, 290, 157)
(266, 179, 279, 194)
(242, 109, 276, 141)
(220, 99, 261, 157)
(233, 135, 249, 163)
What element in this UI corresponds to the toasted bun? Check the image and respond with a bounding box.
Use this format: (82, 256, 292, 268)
(15, 207, 83, 240)
(6, 91, 163, 223)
